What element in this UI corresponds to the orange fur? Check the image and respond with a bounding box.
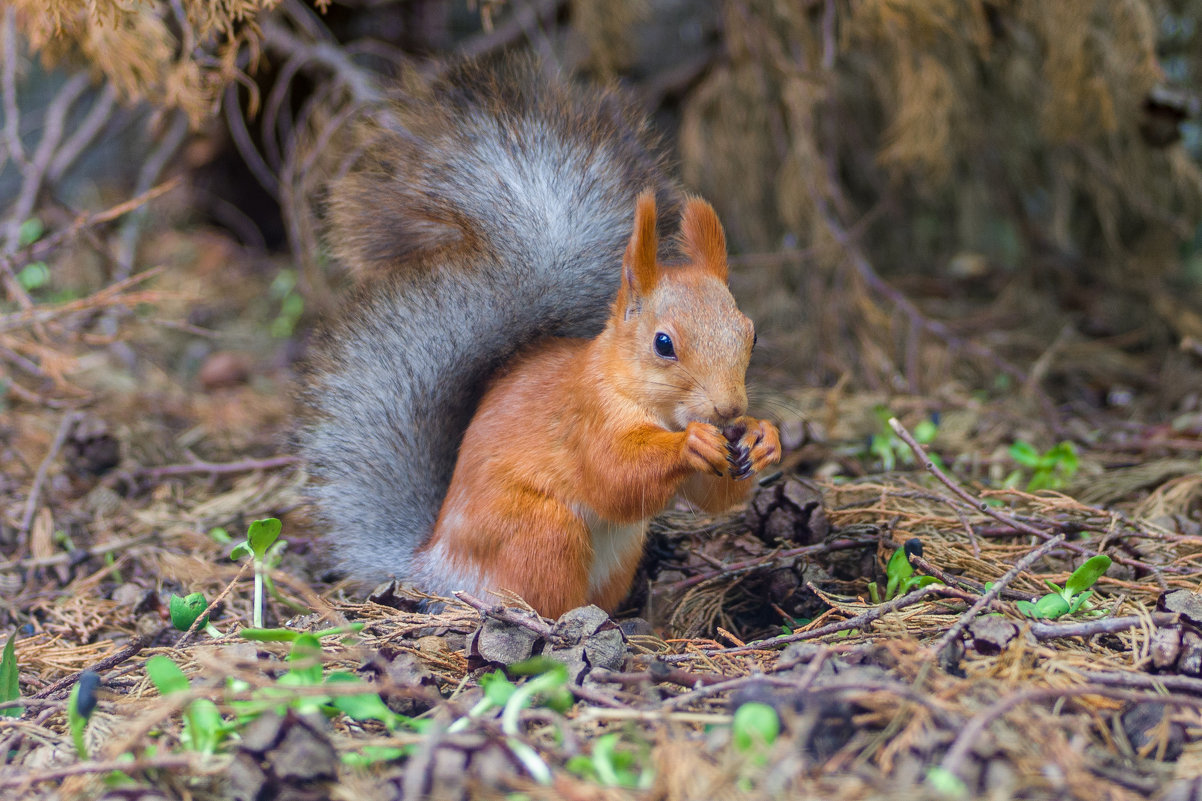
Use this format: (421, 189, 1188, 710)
(419, 194, 780, 618)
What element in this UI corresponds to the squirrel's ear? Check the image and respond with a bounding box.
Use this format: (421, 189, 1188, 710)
(619, 191, 659, 312)
(678, 196, 728, 283)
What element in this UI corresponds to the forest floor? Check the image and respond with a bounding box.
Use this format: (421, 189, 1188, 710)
(3, 219, 1202, 801)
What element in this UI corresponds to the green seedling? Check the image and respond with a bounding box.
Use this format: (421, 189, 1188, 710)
(238, 623, 364, 643)
(1015, 554, 1111, 619)
(926, 765, 969, 797)
(566, 731, 654, 789)
(732, 702, 780, 762)
(868, 538, 941, 603)
(1006, 440, 1080, 492)
(269, 269, 305, 338)
(1, 630, 20, 718)
(448, 657, 574, 785)
(229, 631, 410, 734)
(145, 655, 225, 754)
(67, 671, 100, 758)
(169, 593, 223, 639)
(868, 408, 940, 472)
(15, 218, 50, 292)
(231, 518, 283, 629)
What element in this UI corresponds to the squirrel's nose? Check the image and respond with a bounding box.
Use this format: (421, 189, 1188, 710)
(713, 402, 746, 423)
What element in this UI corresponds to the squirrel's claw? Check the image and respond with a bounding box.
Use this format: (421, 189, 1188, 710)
(725, 417, 781, 479)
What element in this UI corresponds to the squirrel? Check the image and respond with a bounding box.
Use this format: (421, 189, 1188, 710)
(297, 57, 781, 619)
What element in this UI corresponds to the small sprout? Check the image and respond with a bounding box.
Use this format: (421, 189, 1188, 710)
(732, 702, 780, 756)
(1016, 554, 1111, 619)
(17, 217, 44, 247)
(231, 518, 284, 629)
(567, 732, 654, 789)
(17, 262, 49, 291)
(67, 671, 100, 758)
(1, 629, 20, 718)
(208, 527, 231, 544)
(867, 409, 943, 472)
(880, 539, 942, 602)
(168, 593, 222, 638)
(926, 766, 968, 797)
(1007, 440, 1080, 491)
(145, 655, 225, 754)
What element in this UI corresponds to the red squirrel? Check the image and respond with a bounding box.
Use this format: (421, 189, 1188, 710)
(299, 57, 780, 618)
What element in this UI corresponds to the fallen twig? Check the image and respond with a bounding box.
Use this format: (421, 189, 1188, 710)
(454, 591, 554, 639)
(137, 454, 299, 481)
(18, 411, 81, 532)
(32, 627, 163, 699)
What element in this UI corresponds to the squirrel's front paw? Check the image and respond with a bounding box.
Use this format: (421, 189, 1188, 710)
(723, 418, 781, 480)
(683, 421, 729, 477)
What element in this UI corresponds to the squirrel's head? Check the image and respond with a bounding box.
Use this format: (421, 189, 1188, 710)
(609, 191, 755, 431)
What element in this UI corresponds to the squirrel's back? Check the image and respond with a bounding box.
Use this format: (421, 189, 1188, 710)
(297, 57, 680, 586)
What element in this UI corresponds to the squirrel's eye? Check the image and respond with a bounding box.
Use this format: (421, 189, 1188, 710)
(752, 332, 758, 350)
(653, 332, 676, 359)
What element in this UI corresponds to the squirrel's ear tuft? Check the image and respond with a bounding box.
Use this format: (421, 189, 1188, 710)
(620, 191, 659, 311)
(678, 197, 728, 283)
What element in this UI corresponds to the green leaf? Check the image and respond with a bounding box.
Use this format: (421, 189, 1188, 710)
(0, 630, 20, 717)
(67, 681, 88, 758)
(247, 518, 282, 558)
(593, 733, 624, 786)
(168, 593, 209, 632)
(732, 702, 780, 752)
(1067, 590, 1093, 615)
(1065, 555, 1111, 597)
(914, 419, 938, 444)
(145, 655, 190, 695)
(480, 671, 515, 706)
(285, 634, 324, 686)
(926, 766, 968, 797)
(17, 262, 49, 291)
(17, 218, 44, 247)
(1008, 441, 1041, 468)
(239, 627, 299, 642)
(884, 546, 914, 599)
(342, 745, 409, 766)
(1032, 593, 1071, 619)
(183, 698, 223, 754)
(332, 691, 395, 723)
(230, 542, 252, 561)
(1014, 600, 1035, 617)
(902, 575, 942, 593)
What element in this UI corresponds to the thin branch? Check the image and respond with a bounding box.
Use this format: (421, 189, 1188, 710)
(2, 7, 25, 167)
(453, 591, 555, 639)
(47, 83, 118, 183)
(31, 627, 163, 699)
(1028, 614, 1176, 641)
(136, 454, 299, 481)
(18, 411, 81, 532)
(3, 72, 91, 252)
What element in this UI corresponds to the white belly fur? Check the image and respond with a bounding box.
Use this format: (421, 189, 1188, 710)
(575, 505, 648, 597)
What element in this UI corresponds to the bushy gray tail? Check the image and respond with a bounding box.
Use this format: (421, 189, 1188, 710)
(297, 58, 679, 586)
